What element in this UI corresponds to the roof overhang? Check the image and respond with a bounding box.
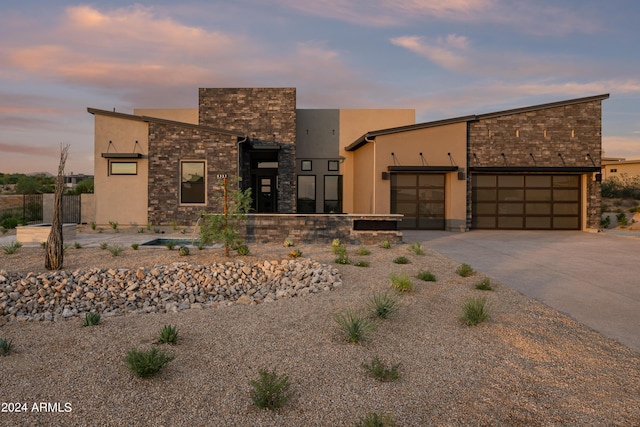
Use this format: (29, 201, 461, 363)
(470, 166, 601, 173)
(101, 153, 143, 159)
(387, 166, 459, 172)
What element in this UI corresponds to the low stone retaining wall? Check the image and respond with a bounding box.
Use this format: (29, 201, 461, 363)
(0, 259, 342, 322)
(243, 214, 402, 244)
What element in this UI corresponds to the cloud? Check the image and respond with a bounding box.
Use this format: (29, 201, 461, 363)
(391, 34, 471, 72)
(602, 136, 640, 158)
(0, 141, 60, 157)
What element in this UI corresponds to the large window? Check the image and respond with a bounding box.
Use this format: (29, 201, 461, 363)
(297, 175, 316, 213)
(324, 175, 342, 213)
(180, 161, 206, 204)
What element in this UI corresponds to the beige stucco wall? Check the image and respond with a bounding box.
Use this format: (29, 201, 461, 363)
(350, 122, 468, 230)
(94, 115, 149, 226)
(133, 109, 199, 124)
(601, 160, 640, 180)
(339, 109, 415, 213)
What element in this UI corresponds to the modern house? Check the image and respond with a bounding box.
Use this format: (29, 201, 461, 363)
(601, 157, 640, 180)
(88, 88, 608, 233)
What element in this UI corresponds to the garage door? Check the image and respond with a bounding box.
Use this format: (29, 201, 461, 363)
(391, 173, 445, 230)
(472, 174, 580, 229)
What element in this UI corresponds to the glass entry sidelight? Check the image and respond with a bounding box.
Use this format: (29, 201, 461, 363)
(391, 173, 446, 230)
(256, 175, 276, 213)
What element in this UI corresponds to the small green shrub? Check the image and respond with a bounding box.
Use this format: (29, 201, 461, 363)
(170, 221, 178, 230)
(367, 291, 398, 319)
(335, 254, 351, 265)
(63, 243, 71, 254)
(131, 243, 139, 250)
(355, 246, 371, 256)
(460, 296, 490, 326)
(355, 412, 397, 427)
(249, 369, 294, 410)
(332, 243, 347, 256)
(146, 223, 152, 230)
(380, 240, 391, 249)
(108, 220, 118, 231)
(392, 256, 410, 265)
(332, 238, 342, 248)
(354, 260, 369, 267)
(601, 216, 611, 229)
(362, 356, 400, 382)
(334, 309, 373, 343)
(178, 245, 190, 256)
(125, 347, 174, 378)
(83, 312, 100, 327)
(180, 228, 186, 234)
(456, 263, 474, 277)
(408, 242, 425, 255)
(1, 226, 7, 235)
(617, 212, 628, 226)
(475, 278, 493, 291)
(137, 227, 145, 233)
(40, 241, 47, 249)
(90, 221, 97, 230)
(158, 324, 178, 345)
(97, 227, 103, 233)
(0, 338, 13, 356)
(630, 206, 640, 213)
(236, 244, 250, 256)
(166, 241, 177, 250)
(108, 244, 123, 256)
(197, 242, 204, 250)
(283, 238, 295, 247)
(288, 248, 302, 258)
(99, 242, 108, 250)
(154, 228, 161, 234)
(417, 269, 436, 282)
(74, 242, 82, 249)
(390, 272, 414, 292)
(2, 241, 22, 255)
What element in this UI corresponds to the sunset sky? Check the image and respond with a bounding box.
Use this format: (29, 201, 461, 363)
(1, 0, 639, 174)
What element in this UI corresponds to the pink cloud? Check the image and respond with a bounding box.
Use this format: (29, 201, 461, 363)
(0, 141, 60, 157)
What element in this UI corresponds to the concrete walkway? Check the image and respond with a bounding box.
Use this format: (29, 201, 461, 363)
(403, 229, 640, 352)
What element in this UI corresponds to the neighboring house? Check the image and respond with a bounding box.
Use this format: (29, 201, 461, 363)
(601, 157, 640, 180)
(64, 173, 93, 189)
(88, 88, 608, 232)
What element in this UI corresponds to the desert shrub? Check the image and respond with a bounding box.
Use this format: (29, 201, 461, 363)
(283, 238, 294, 247)
(0, 226, 6, 235)
(392, 256, 410, 265)
(460, 296, 490, 326)
(236, 244, 250, 256)
(380, 240, 391, 249)
(166, 241, 177, 250)
(601, 174, 640, 199)
(354, 260, 369, 267)
(73, 242, 82, 249)
(2, 241, 22, 255)
(108, 244, 123, 256)
(288, 249, 302, 259)
(362, 356, 400, 382)
(367, 291, 398, 319)
(125, 347, 174, 378)
(178, 245, 190, 256)
(408, 242, 425, 255)
(90, 221, 97, 230)
(0, 216, 20, 230)
(390, 272, 414, 292)
(137, 227, 145, 233)
(355, 246, 371, 256)
(83, 312, 100, 327)
(99, 242, 108, 250)
(456, 263, 474, 277)
(475, 278, 493, 291)
(332, 243, 347, 256)
(108, 220, 118, 231)
(249, 369, 294, 410)
(355, 412, 397, 427)
(417, 269, 436, 282)
(616, 212, 628, 226)
(158, 325, 178, 345)
(334, 309, 373, 343)
(335, 254, 351, 265)
(601, 216, 611, 229)
(0, 337, 13, 356)
(131, 243, 139, 250)
(197, 242, 204, 250)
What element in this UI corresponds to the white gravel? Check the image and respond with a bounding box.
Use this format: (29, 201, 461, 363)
(0, 235, 639, 426)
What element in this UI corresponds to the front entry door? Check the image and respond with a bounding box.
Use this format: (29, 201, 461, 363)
(257, 175, 276, 213)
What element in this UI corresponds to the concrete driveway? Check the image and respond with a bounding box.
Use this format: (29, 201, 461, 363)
(403, 230, 640, 353)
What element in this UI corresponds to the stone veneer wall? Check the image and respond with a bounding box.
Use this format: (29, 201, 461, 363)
(468, 100, 604, 229)
(147, 122, 239, 225)
(199, 88, 297, 213)
(242, 214, 403, 244)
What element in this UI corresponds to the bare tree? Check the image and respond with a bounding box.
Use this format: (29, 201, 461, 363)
(45, 144, 70, 270)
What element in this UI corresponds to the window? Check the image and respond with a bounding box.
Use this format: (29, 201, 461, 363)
(297, 175, 315, 213)
(611, 168, 617, 173)
(180, 161, 206, 204)
(328, 160, 339, 171)
(301, 160, 312, 171)
(324, 175, 342, 213)
(110, 162, 137, 175)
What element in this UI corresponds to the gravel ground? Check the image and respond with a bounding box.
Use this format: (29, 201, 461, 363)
(0, 232, 639, 426)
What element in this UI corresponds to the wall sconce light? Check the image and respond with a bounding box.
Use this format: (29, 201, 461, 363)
(571, 129, 575, 138)
(515, 129, 520, 138)
(543, 129, 547, 138)
(457, 167, 466, 181)
(585, 153, 596, 166)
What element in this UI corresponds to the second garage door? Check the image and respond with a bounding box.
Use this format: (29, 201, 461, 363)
(472, 174, 581, 230)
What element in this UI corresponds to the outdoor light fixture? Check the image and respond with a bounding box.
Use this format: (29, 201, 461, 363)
(586, 153, 596, 166)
